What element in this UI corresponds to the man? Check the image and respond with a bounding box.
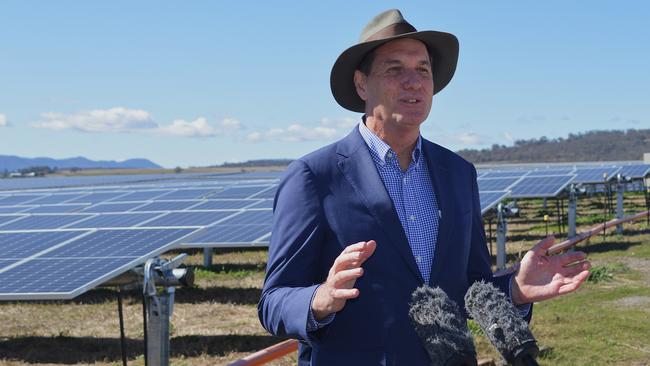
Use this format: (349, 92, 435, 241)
(258, 9, 590, 365)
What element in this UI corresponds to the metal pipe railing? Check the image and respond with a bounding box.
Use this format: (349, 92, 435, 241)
(226, 339, 298, 366)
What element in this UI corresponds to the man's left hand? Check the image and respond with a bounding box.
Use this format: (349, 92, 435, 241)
(511, 235, 591, 306)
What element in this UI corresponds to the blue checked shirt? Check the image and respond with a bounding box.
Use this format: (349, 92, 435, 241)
(357, 121, 440, 282)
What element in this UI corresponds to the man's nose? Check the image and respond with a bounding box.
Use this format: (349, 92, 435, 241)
(401, 69, 424, 89)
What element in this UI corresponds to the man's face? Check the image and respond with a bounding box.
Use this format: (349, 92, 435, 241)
(354, 38, 434, 129)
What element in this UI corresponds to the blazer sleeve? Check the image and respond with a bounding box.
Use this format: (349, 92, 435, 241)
(258, 159, 328, 342)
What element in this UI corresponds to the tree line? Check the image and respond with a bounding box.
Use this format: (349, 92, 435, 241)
(457, 129, 650, 164)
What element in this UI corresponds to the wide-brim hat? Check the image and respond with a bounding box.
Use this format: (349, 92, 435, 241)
(330, 9, 459, 113)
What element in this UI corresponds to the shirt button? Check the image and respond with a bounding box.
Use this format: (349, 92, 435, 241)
(416, 256, 422, 263)
(409, 215, 416, 221)
(403, 177, 408, 184)
(386, 152, 393, 159)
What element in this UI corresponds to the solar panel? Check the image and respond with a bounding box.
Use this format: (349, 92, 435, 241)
(480, 171, 528, 179)
(531, 168, 575, 176)
(509, 175, 574, 198)
(66, 192, 129, 204)
(68, 213, 162, 228)
(0, 214, 92, 231)
(180, 209, 272, 247)
(82, 202, 146, 213)
(110, 190, 172, 202)
(156, 188, 223, 200)
(143, 211, 236, 227)
(248, 186, 277, 199)
(190, 199, 260, 210)
(27, 193, 85, 205)
(479, 191, 509, 214)
(213, 186, 275, 199)
(573, 167, 621, 184)
(0, 206, 33, 214)
(0, 231, 86, 258)
(619, 164, 650, 179)
(477, 177, 520, 191)
(247, 199, 274, 209)
(132, 200, 201, 212)
(25, 204, 88, 214)
(0, 195, 47, 205)
(183, 224, 271, 246)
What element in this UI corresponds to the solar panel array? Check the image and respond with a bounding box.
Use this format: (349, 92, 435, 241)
(0, 176, 280, 300)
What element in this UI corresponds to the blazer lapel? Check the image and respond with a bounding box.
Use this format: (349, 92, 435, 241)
(422, 140, 453, 285)
(336, 128, 423, 283)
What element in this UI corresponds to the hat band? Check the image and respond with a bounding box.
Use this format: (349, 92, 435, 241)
(365, 22, 417, 42)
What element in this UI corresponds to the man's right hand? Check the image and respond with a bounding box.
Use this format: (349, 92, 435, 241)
(311, 240, 377, 321)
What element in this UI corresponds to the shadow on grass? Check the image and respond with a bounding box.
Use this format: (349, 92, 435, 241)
(15, 286, 262, 306)
(581, 240, 643, 254)
(0, 334, 287, 364)
(200, 263, 266, 272)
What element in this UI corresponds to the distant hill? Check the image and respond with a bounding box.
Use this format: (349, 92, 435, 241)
(0, 155, 162, 172)
(457, 129, 650, 164)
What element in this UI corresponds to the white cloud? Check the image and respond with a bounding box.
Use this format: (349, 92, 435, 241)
(33, 107, 156, 133)
(503, 132, 514, 142)
(0, 114, 7, 127)
(158, 117, 218, 137)
(220, 117, 242, 130)
(246, 123, 338, 142)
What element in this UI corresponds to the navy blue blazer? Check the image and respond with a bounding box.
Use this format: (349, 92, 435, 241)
(259, 127, 515, 365)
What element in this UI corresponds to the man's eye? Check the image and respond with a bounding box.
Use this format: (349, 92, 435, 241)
(386, 67, 401, 74)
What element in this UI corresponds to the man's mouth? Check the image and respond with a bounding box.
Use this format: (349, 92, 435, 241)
(400, 98, 420, 104)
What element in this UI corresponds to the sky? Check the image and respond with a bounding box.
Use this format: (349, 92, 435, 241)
(1, 1, 648, 168)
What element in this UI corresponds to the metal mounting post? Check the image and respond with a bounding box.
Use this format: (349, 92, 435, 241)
(616, 174, 624, 235)
(568, 185, 577, 239)
(141, 254, 192, 366)
(496, 203, 507, 270)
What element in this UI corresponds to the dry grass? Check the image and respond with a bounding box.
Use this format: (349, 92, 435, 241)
(1, 193, 648, 365)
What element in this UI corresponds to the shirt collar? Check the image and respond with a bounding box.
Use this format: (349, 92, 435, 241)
(358, 116, 422, 166)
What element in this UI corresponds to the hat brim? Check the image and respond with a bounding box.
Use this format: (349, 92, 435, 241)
(330, 30, 459, 113)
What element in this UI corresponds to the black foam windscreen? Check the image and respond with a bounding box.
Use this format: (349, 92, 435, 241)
(464, 281, 539, 366)
(409, 285, 477, 366)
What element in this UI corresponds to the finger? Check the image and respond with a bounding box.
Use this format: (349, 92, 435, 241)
(332, 251, 365, 272)
(342, 241, 370, 254)
(331, 288, 360, 299)
(531, 235, 555, 256)
(332, 267, 364, 287)
(336, 240, 377, 269)
(557, 270, 590, 295)
(557, 251, 588, 266)
(559, 261, 591, 278)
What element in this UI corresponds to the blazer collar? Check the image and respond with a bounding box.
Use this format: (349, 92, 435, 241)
(420, 140, 454, 285)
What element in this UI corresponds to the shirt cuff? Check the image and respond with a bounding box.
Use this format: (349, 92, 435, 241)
(306, 284, 336, 332)
(509, 276, 532, 318)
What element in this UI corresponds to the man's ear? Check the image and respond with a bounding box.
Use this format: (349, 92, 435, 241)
(353, 70, 368, 101)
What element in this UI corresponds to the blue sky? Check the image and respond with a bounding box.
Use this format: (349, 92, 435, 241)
(1, 1, 648, 168)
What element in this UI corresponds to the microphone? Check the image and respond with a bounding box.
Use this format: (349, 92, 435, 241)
(464, 281, 539, 366)
(409, 285, 478, 366)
